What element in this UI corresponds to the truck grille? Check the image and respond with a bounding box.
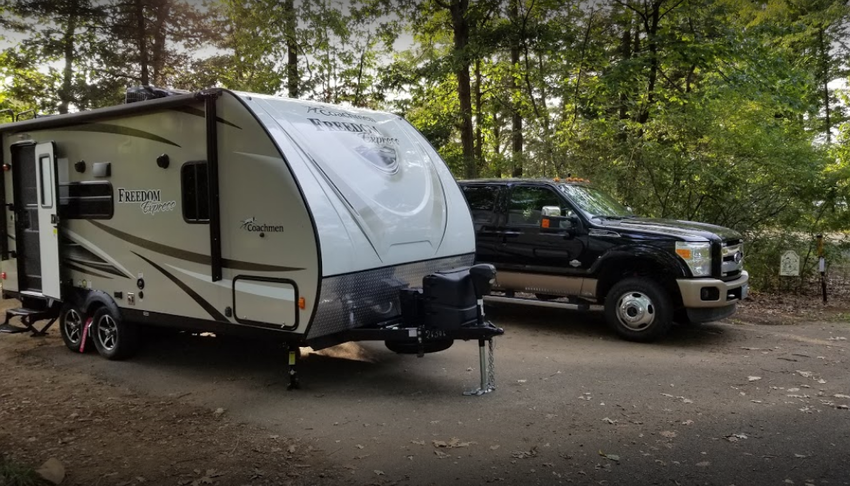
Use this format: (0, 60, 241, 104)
(721, 241, 744, 279)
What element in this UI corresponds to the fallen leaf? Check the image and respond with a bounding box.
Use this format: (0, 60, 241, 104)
(682, 420, 694, 425)
(748, 376, 762, 382)
(598, 451, 620, 462)
(411, 440, 425, 445)
(660, 431, 677, 439)
(490, 445, 500, 450)
(374, 470, 384, 476)
(796, 371, 813, 378)
(434, 450, 450, 459)
(602, 417, 617, 425)
(696, 461, 710, 467)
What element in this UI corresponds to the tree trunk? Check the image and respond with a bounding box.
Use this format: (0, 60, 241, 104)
(59, 0, 78, 115)
(284, 0, 298, 98)
(450, 0, 476, 179)
(150, 0, 170, 86)
(135, 0, 149, 85)
(474, 58, 484, 170)
(509, 0, 523, 177)
(819, 28, 831, 144)
(638, 1, 661, 125)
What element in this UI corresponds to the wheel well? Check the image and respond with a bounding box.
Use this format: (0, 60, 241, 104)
(597, 258, 682, 307)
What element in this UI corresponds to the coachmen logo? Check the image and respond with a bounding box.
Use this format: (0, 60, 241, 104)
(240, 217, 284, 233)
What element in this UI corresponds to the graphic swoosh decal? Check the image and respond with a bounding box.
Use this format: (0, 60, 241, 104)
(133, 252, 228, 322)
(88, 220, 302, 273)
(172, 107, 242, 130)
(55, 123, 180, 147)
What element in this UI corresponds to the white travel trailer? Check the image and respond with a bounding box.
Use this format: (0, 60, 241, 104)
(0, 87, 502, 392)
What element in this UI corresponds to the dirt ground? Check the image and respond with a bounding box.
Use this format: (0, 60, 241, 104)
(1, 295, 849, 486)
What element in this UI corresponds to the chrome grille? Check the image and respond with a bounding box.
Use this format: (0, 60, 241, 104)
(721, 242, 744, 276)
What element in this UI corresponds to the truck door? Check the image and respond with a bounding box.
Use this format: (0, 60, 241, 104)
(502, 184, 584, 275)
(460, 184, 502, 264)
(34, 142, 61, 299)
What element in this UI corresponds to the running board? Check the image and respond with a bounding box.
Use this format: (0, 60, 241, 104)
(483, 295, 602, 311)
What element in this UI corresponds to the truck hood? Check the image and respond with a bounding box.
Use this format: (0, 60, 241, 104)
(598, 217, 742, 242)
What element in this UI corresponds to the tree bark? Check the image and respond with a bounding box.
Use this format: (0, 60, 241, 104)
(284, 0, 298, 98)
(135, 0, 149, 85)
(509, 0, 523, 177)
(638, 1, 661, 125)
(59, 0, 78, 114)
(449, 0, 476, 179)
(819, 27, 831, 144)
(474, 58, 484, 169)
(150, 0, 170, 86)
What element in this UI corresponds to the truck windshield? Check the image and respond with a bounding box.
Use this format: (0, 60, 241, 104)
(558, 184, 633, 219)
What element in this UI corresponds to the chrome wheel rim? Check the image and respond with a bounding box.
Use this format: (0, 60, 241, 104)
(63, 309, 83, 344)
(616, 291, 655, 331)
(97, 315, 118, 351)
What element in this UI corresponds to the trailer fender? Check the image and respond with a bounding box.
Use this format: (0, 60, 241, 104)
(83, 290, 122, 319)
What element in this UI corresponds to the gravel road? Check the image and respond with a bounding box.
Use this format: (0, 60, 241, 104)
(2, 302, 849, 485)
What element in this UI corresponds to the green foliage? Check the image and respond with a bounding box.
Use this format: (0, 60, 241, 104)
(2, 0, 849, 289)
(0, 456, 44, 486)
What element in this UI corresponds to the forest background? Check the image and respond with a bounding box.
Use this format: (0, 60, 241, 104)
(1, 0, 849, 292)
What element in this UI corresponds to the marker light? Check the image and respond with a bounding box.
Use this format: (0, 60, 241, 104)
(298, 297, 306, 310)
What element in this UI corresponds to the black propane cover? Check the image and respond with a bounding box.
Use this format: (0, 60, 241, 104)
(422, 268, 478, 330)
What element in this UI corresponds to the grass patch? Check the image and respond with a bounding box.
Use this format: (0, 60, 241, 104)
(0, 457, 44, 486)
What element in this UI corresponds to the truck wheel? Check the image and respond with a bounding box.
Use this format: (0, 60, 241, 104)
(92, 306, 140, 360)
(604, 278, 673, 342)
(59, 303, 89, 352)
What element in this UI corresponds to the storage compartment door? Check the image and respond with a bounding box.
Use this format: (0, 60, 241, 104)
(34, 142, 60, 299)
(232, 276, 298, 330)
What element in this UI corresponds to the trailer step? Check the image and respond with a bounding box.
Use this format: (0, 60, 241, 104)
(1, 306, 60, 336)
(483, 295, 601, 311)
(0, 323, 29, 334)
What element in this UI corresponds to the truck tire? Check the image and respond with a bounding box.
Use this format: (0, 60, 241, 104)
(604, 277, 673, 342)
(59, 302, 89, 353)
(91, 306, 140, 360)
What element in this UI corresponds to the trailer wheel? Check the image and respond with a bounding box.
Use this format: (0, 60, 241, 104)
(604, 277, 673, 342)
(59, 303, 89, 352)
(92, 306, 140, 360)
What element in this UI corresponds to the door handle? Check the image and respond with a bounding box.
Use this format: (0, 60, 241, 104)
(51, 214, 59, 225)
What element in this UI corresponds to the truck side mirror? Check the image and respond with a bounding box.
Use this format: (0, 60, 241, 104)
(540, 207, 579, 231)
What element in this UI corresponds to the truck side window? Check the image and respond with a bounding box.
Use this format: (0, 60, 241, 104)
(181, 161, 210, 223)
(507, 186, 563, 226)
(463, 186, 499, 224)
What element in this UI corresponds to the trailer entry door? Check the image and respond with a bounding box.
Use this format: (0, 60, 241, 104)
(34, 142, 61, 299)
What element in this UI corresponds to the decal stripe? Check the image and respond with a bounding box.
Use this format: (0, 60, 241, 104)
(133, 251, 228, 322)
(55, 123, 180, 147)
(66, 258, 131, 279)
(88, 220, 302, 272)
(172, 107, 242, 130)
(62, 262, 114, 280)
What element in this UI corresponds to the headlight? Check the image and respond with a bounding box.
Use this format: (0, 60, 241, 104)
(675, 241, 712, 277)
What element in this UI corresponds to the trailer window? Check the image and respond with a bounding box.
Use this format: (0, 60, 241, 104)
(59, 182, 113, 219)
(181, 161, 209, 223)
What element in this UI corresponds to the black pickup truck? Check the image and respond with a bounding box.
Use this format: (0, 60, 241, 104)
(458, 178, 749, 342)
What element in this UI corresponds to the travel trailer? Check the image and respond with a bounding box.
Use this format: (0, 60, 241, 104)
(0, 87, 502, 393)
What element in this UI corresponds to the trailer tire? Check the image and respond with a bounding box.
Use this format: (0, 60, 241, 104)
(92, 306, 140, 360)
(604, 277, 673, 342)
(59, 302, 89, 353)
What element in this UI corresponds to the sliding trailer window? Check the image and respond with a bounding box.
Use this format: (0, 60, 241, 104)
(181, 161, 210, 223)
(59, 181, 114, 219)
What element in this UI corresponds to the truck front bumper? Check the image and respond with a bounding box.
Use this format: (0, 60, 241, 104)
(677, 271, 749, 323)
